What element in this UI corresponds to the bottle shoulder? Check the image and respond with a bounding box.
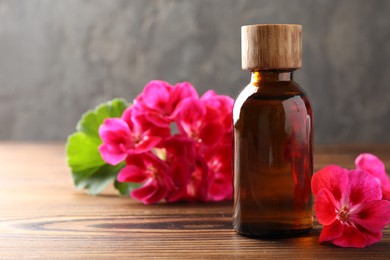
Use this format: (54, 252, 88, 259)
(233, 81, 312, 123)
(235, 80, 310, 103)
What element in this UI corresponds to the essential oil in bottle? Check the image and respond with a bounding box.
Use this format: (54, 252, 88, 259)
(233, 24, 313, 238)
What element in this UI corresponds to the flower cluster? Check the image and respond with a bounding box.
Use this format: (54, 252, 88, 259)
(98, 80, 233, 204)
(312, 153, 390, 248)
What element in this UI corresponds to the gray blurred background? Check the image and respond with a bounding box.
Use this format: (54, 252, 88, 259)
(0, 0, 389, 143)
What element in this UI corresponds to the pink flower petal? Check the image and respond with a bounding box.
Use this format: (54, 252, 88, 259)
(201, 90, 234, 113)
(170, 82, 199, 117)
(384, 187, 390, 201)
(98, 144, 127, 165)
(117, 165, 148, 183)
(121, 106, 139, 125)
(311, 165, 349, 200)
(133, 136, 162, 154)
(165, 162, 191, 203)
(121, 153, 172, 204)
(201, 89, 218, 100)
(121, 106, 171, 153)
(175, 98, 206, 137)
(141, 80, 171, 112)
(355, 153, 390, 200)
(99, 118, 131, 139)
(100, 118, 124, 131)
(347, 169, 382, 205)
(199, 122, 223, 147)
(314, 189, 339, 225)
(146, 188, 168, 204)
(144, 111, 171, 127)
(355, 153, 386, 181)
(177, 98, 205, 124)
(98, 118, 132, 165)
(363, 230, 383, 247)
(208, 177, 233, 201)
(131, 179, 162, 204)
(163, 135, 196, 164)
(184, 157, 209, 202)
(161, 136, 197, 202)
(350, 199, 390, 233)
(319, 220, 343, 242)
(332, 225, 369, 248)
(173, 82, 198, 99)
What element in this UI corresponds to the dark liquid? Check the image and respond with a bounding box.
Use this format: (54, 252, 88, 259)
(233, 72, 313, 237)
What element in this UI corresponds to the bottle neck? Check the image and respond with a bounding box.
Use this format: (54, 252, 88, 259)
(251, 70, 294, 83)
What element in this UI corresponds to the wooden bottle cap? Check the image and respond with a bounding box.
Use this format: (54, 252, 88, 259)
(241, 24, 302, 70)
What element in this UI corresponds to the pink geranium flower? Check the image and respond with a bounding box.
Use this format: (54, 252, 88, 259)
(182, 156, 209, 202)
(99, 80, 234, 204)
(312, 165, 390, 248)
(175, 98, 224, 148)
(134, 80, 198, 127)
(99, 108, 169, 165)
(355, 153, 390, 200)
(161, 135, 197, 202)
(117, 152, 175, 205)
(203, 144, 233, 201)
(98, 118, 134, 165)
(200, 90, 234, 144)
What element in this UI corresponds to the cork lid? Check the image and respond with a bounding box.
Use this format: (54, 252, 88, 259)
(241, 24, 302, 70)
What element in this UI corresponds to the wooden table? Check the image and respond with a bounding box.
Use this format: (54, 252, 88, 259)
(1, 143, 390, 258)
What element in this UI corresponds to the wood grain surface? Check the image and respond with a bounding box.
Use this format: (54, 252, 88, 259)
(0, 143, 390, 259)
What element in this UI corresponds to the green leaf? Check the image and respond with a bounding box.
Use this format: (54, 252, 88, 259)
(66, 98, 129, 195)
(76, 98, 127, 140)
(66, 132, 105, 174)
(114, 180, 142, 196)
(75, 163, 125, 195)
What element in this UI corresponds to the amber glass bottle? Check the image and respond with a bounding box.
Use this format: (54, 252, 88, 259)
(233, 24, 313, 237)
